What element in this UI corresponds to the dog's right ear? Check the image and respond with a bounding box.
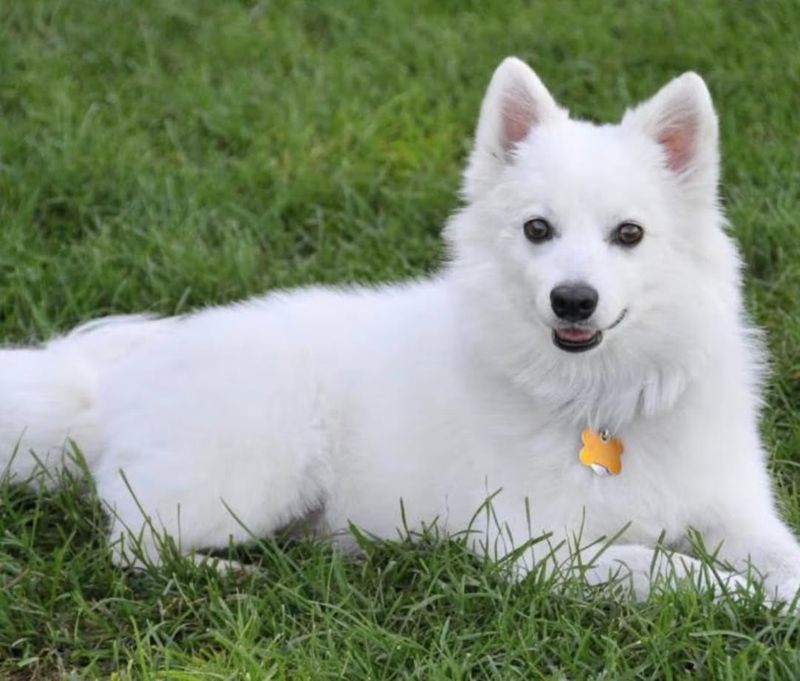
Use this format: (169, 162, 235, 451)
(463, 58, 564, 200)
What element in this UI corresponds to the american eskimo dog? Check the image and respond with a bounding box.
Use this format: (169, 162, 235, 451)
(3, 58, 799, 601)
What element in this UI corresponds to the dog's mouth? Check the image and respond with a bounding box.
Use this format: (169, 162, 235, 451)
(552, 309, 627, 354)
(552, 327, 603, 353)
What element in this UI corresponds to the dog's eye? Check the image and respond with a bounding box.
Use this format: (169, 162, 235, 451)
(614, 222, 644, 247)
(523, 218, 553, 243)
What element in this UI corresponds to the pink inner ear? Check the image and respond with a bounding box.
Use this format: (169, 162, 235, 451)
(658, 121, 696, 172)
(501, 92, 538, 152)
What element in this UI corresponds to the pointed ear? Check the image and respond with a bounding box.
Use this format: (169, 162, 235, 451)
(622, 72, 719, 200)
(463, 57, 564, 199)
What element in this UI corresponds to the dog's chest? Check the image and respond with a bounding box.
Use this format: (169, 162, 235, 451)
(489, 419, 694, 543)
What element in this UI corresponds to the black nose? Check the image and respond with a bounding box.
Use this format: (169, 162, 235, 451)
(550, 284, 599, 322)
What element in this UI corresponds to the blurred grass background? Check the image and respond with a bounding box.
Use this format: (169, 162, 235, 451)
(1, 1, 800, 678)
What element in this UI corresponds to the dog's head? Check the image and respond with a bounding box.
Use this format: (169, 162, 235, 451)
(446, 58, 747, 425)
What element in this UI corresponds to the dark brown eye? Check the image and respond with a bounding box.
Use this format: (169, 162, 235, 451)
(614, 221, 644, 247)
(523, 218, 553, 243)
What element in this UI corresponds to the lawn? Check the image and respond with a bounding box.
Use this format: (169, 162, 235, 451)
(2, 0, 800, 678)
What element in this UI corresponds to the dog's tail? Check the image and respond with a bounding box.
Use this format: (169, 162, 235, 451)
(0, 315, 168, 485)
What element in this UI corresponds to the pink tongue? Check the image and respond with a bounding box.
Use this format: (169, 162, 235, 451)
(556, 328, 595, 343)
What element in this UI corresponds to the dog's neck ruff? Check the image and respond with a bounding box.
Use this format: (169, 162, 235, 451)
(579, 427, 624, 476)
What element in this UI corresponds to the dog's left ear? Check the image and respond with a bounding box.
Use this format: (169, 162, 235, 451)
(463, 58, 565, 200)
(623, 73, 719, 201)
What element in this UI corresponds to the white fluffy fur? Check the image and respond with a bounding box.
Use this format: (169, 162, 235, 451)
(3, 58, 800, 601)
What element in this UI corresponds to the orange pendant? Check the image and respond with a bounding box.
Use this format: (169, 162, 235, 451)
(579, 428, 624, 476)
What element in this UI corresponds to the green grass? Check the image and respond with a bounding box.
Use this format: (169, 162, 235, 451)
(1, 0, 800, 678)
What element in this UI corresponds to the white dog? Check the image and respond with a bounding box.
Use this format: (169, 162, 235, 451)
(3, 58, 799, 601)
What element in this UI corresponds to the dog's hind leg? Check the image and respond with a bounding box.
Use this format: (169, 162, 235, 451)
(95, 381, 335, 572)
(107, 528, 257, 575)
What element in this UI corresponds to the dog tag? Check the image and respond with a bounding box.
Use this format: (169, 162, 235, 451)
(579, 428, 624, 476)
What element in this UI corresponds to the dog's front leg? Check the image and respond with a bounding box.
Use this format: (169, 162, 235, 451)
(581, 543, 750, 600)
(701, 510, 800, 605)
(468, 516, 746, 600)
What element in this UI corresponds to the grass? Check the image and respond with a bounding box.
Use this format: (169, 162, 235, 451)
(1, 0, 800, 678)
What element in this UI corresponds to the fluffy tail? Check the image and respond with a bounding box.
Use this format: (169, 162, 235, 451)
(0, 315, 169, 484)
